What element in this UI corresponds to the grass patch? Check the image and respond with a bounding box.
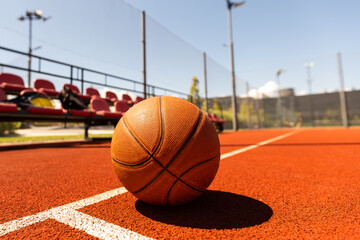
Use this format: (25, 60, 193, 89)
(0, 133, 113, 144)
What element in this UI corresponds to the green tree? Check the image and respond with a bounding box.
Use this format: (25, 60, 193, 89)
(187, 76, 200, 107)
(201, 99, 207, 112)
(238, 101, 258, 128)
(239, 101, 248, 125)
(213, 98, 220, 112)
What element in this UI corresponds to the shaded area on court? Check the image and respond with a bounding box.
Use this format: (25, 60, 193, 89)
(135, 190, 273, 229)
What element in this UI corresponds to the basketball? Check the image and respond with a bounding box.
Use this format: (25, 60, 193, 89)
(111, 96, 220, 206)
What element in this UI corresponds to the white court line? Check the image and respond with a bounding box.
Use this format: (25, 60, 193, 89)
(0, 188, 129, 237)
(0, 210, 50, 236)
(51, 207, 153, 240)
(220, 130, 298, 160)
(64, 187, 128, 210)
(0, 130, 297, 238)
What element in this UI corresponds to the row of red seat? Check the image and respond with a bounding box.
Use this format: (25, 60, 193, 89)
(0, 72, 144, 118)
(0, 88, 17, 113)
(205, 112, 225, 124)
(0, 87, 131, 118)
(205, 112, 225, 133)
(0, 72, 143, 105)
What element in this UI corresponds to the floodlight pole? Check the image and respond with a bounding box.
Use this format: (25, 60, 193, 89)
(306, 66, 313, 94)
(337, 52, 348, 128)
(246, 81, 251, 129)
(203, 52, 209, 113)
(28, 17, 33, 87)
(305, 62, 315, 127)
(226, 0, 245, 131)
(276, 70, 284, 127)
(255, 88, 261, 128)
(18, 10, 50, 87)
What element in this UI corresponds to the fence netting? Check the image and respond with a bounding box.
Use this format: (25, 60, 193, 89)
(0, 0, 359, 129)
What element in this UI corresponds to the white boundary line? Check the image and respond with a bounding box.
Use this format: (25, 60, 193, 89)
(220, 131, 298, 160)
(0, 130, 297, 239)
(0, 187, 146, 239)
(51, 207, 152, 240)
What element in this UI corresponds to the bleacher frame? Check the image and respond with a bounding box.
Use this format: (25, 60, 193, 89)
(0, 110, 120, 139)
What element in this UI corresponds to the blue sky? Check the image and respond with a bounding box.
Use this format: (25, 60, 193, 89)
(0, 0, 359, 98)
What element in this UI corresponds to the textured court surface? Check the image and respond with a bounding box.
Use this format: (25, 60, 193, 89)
(1, 127, 359, 239)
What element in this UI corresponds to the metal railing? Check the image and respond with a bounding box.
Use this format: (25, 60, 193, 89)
(0, 46, 188, 98)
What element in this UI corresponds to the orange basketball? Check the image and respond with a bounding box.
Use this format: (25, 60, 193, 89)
(110, 96, 220, 206)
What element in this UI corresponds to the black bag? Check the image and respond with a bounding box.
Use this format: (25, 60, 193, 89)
(58, 86, 87, 110)
(7, 91, 50, 109)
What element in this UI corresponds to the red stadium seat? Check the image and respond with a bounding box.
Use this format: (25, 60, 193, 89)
(34, 79, 59, 97)
(63, 84, 91, 101)
(205, 112, 214, 121)
(205, 112, 225, 133)
(0, 102, 17, 113)
(211, 113, 226, 124)
(0, 88, 17, 113)
(86, 87, 101, 99)
(90, 98, 123, 118)
(20, 88, 48, 96)
(105, 91, 118, 102)
(114, 100, 129, 114)
(134, 96, 144, 104)
(0, 88, 8, 101)
(122, 94, 134, 105)
(0, 73, 29, 94)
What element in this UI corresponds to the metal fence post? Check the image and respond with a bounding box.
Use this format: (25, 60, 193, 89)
(203, 52, 208, 113)
(255, 89, 261, 129)
(142, 11, 147, 99)
(337, 52, 349, 128)
(81, 68, 84, 94)
(246, 81, 251, 129)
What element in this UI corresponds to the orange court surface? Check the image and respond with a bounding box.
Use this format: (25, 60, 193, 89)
(1, 127, 360, 239)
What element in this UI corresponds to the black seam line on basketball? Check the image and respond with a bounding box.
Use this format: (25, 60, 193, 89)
(132, 168, 166, 194)
(133, 109, 202, 195)
(178, 153, 220, 181)
(111, 156, 151, 167)
(122, 117, 152, 156)
(164, 110, 203, 170)
(138, 96, 167, 169)
(166, 154, 220, 205)
(112, 97, 164, 168)
(152, 96, 164, 156)
(121, 97, 165, 166)
(125, 96, 166, 195)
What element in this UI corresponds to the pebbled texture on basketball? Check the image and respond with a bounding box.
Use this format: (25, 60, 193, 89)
(111, 96, 220, 206)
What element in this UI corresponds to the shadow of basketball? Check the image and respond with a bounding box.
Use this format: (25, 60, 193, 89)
(135, 190, 273, 229)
